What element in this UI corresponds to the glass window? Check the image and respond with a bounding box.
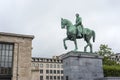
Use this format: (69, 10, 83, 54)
(50, 76, 53, 79)
(9, 51, 13, 57)
(39, 63, 43, 68)
(57, 64, 60, 68)
(40, 69, 43, 74)
(61, 70, 63, 74)
(50, 70, 52, 74)
(57, 76, 60, 79)
(9, 45, 13, 50)
(66, 76, 68, 80)
(46, 76, 49, 79)
(9, 57, 12, 62)
(2, 44, 6, 50)
(61, 76, 63, 80)
(46, 70, 49, 74)
(54, 76, 56, 79)
(61, 64, 63, 68)
(0, 43, 14, 75)
(57, 70, 60, 74)
(50, 64, 52, 68)
(40, 76, 43, 80)
(6, 44, 9, 50)
(46, 64, 49, 68)
(5, 51, 9, 56)
(54, 64, 56, 68)
(54, 70, 56, 74)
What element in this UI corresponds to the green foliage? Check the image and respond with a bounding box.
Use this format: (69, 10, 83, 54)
(96, 44, 117, 65)
(103, 57, 118, 65)
(97, 44, 120, 77)
(103, 65, 120, 77)
(97, 44, 114, 56)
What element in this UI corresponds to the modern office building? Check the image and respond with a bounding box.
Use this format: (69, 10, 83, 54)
(0, 32, 34, 80)
(31, 56, 63, 80)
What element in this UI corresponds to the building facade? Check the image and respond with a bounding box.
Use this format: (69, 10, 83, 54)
(31, 56, 63, 80)
(110, 53, 120, 64)
(0, 32, 34, 80)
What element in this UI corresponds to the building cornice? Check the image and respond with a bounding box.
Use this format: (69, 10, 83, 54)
(0, 32, 34, 39)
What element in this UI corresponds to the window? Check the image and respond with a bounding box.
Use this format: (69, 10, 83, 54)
(61, 76, 63, 80)
(35, 63, 38, 66)
(50, 76, 53, 79)
(57, 64, 60, 68)
(40, 76, 43, 80)
(54, 70, 56, 74)
(46, 76, 49, 79)
(50, 70, 52, 74)
(0, 43, 14, 75)
(39, 63, 43, 68)
(46, 70, 49, 74)
(57, 76, 60, 80)
(54, 76, 56, 79)
(61, 64, 63, 68)
(40, 69, 43, 74)
(57, 70, 60, 74)
(50, 64, 52, 68)
(66, 76, 68, 80)
(46, 64, 49, 68)
(61, 70, 63, 74)
(54, 64, 56, 68)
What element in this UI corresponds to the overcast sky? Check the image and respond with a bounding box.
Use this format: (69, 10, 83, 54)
(0, 0, 120, 57)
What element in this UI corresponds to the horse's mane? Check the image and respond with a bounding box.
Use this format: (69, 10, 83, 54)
(64, 19, 73, 25)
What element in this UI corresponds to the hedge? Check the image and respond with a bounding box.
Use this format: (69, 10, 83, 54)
(103, 65, 120, 77)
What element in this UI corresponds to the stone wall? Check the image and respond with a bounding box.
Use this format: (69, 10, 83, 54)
(0, 32, 34, 80)
(62, 51, 104, 80)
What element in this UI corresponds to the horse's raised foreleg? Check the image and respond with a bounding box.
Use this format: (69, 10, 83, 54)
(63, 37, 69, 50)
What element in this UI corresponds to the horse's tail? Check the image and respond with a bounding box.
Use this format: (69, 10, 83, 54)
(92, 30, 95, 42)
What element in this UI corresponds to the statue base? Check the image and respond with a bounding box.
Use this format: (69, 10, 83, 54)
(62, 51, 104, 80)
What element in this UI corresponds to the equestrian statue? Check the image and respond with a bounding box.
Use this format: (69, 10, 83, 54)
(61, 13, 95, 53)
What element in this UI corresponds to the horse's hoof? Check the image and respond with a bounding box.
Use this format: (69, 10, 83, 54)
(74, 49, 78, 51)
(65, 46, 67, 50)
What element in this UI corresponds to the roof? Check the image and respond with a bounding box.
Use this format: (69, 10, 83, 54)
(0, 32, 34, 39)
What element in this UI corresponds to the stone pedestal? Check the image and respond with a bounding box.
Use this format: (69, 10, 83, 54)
(62, 51, 104, 80)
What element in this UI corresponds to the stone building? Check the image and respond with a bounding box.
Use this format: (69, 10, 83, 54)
(110, 53, 120, 64)
(31, 56, 63, 80)
(0, 32, 34, 80)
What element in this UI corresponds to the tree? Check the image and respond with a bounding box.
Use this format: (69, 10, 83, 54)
(97, 44, 114, 57)
(97, 44, 117, 65)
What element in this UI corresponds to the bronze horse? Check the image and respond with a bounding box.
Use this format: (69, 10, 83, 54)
(61, 18, 95, 53)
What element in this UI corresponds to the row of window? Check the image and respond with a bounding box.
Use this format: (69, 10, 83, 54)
(32, 58, 62, 63)
(32, 63, 63, 68)
(40, 70, 63, 74)
(40, 76, 63, 80)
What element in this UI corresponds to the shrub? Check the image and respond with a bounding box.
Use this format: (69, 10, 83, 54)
(103, 65, 120, 77)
